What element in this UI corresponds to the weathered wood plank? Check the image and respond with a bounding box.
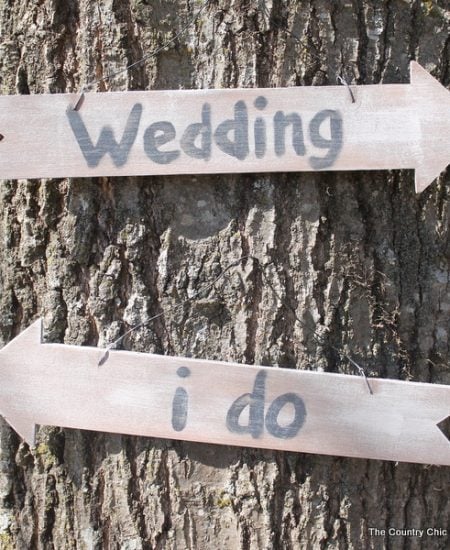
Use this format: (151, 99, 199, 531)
(0, 62, 449, 191)
(0, 320, 448, 465)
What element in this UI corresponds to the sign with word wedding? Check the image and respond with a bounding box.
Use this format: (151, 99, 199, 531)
(0, 62, 449, 192)
(0, 321, 449, 465)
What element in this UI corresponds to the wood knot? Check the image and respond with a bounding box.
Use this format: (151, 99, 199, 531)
(0, 134, 4, 141)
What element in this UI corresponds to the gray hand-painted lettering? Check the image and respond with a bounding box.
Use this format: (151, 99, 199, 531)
(254, 117, 266, 159)
(171, 366, 191, 432)
(214, 100, 249, 160)
(254, 96, 268, 158)
(226, 370, 266, 438)
(227, 371, 307, 440)
(171, 387, 189, 431)
(180, 103, 212, 160)
(67, 98, 343, 171)
(144, 121, 180, 164)
(309, 109, 343, 169)
(177, 366, 190, 378)
(265, 393, 306, 439)
(274, 111, 306, 157)
(67, 103, 142, 168)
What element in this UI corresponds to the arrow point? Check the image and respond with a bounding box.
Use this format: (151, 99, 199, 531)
(410, 61, 450, 193)
(414, 165, 446, 194)
(0, 318, 42, 356)
(4, 414, 36, 447)
(410, 61, 431, 86)
(410, 61, 449, 99)
(0, 320, 42, 445)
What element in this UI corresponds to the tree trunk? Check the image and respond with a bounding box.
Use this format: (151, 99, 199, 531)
(0, 0, 449, 548)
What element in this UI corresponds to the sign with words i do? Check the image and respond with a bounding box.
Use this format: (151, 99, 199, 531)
(0, 320, 449, 465)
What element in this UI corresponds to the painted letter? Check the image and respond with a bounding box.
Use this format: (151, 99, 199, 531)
(214, 100, 249, 160)
(274, 112, 306, 157)
(171, 367, 190, 432)
(67, 103, 142, 167)
(226, 370, 266, 438)
(254, 96, 268, 159)
(309, 109, 343, 169)
(181, 103, 212, 160)
(265, 393, 306, 439)
(144, 121, 180, 164)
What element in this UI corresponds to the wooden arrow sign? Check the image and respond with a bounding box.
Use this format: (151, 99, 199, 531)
(0, 320, 449, 465)
(0, 62, 449, 192)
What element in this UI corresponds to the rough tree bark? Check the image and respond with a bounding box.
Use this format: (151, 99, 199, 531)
(0, 0, 449, 549)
